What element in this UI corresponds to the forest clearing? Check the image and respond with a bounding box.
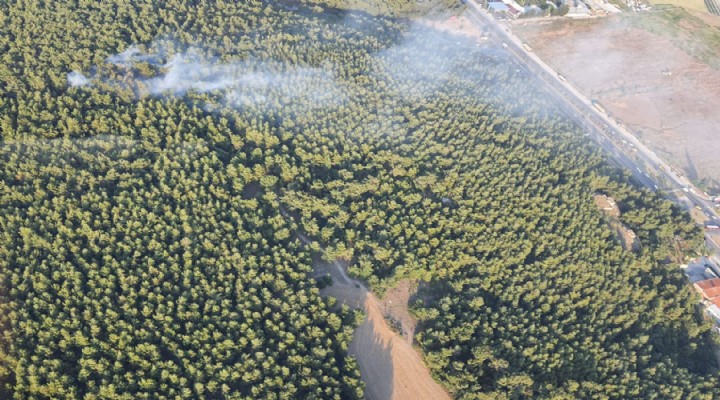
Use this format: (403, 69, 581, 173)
(322, 284, 449, 400)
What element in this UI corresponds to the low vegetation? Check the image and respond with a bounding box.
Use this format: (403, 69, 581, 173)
(628, 8, 720, 68)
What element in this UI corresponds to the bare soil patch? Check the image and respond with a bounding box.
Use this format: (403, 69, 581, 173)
(378, 279, 418, 344)
(593, 194, 621, 217)
(690, 206, 710, 224)
(691, 10, 720, 28)
(593, 194, 639, 251)
(514, 11, 720, 191)
(321, 284, 450, 400)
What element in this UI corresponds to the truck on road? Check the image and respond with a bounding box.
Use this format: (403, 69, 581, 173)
(592, 100, 606, 114)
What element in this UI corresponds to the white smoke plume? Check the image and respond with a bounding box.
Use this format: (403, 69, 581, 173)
(67, 71, 91, 87)
(73, 43, 346, 110)
(143, 50, 345, 109)
(106, 45, 161, 66)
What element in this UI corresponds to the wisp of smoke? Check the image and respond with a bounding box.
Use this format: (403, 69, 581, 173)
(144, 51, 237, 95)
(106, 45, 161, 66)
(67, 71, 91, 87)
(76, 43, 347, 111)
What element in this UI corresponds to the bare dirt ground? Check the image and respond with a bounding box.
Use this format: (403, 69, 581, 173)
(514, 11, 720, 191)
(593, 194, 640, 251)
(378, 279, 418, 344)
(321, 284, 450, 400)
(690, 207, 709, 224)
(593, 194, 621, 217)
(289, 219, 448, 400)
(692, 10, 720, 28)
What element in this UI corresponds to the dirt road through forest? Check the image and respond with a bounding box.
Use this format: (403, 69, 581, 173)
(283, 206, 449, 400)
(321, 285, 450, 400)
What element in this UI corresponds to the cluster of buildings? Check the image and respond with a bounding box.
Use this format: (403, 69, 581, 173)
(483, 0, 642, 19)
(486, 0, 525, 19)
(686, 258, 720, 329)
(566, 0, 622, 17)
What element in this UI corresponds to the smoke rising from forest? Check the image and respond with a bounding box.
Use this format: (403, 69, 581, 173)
(70, 42, 346, 110)
(67, 18, 531, 123)
(106, 45, 161, 66)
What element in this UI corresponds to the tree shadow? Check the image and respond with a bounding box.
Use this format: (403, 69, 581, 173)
(684, 147, 700, 182)
(350, 314, 395, 400)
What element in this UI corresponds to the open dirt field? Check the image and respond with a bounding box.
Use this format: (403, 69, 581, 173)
(302, 225, 447, 400)
(514, 10, 720, 191)
(321, 284, 450, 400)
(650, 0, 709, 14)
(593, 194, 621, 217)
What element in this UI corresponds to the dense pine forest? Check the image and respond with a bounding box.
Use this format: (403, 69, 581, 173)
(0, 0, 718, 398)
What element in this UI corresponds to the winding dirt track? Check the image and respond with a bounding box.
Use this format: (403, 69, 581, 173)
(321, 285, 450, 400)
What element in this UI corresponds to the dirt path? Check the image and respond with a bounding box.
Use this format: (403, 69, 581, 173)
(322, 285, 450, 400)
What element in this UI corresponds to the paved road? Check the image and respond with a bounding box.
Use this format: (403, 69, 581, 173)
(464, 1, 720, 255)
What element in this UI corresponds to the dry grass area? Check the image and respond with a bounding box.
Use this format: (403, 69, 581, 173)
(321, 284, 450, 400)
(420, 13, 486, 40)
(514, 10, 720, 191)
(690, 206, 710, 224)
(649, 0, 709, 14)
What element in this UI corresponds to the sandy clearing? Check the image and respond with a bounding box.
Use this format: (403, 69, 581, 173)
(379, 279, 418, 344)
(593, 194, 620, 217)
(321, 285, 450, 400)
